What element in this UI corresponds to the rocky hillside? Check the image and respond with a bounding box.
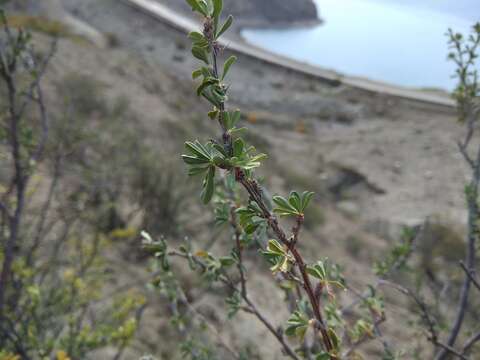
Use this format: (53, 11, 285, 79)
(160, 0, 319, 27)
(2, 1, 473, 358)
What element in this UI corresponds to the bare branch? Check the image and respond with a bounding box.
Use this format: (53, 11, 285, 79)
(378, 281, 438, 343)
(435, 342, 469, 360)
(436, 142, 480, 360)
(169, 248, 300, 359)
(459, 261, 480, 293)
(458, 140, 475, 170)
(176, 286, 241, 360)
(462, 331, 480, 356)
(230, 205, 247, 298)
(343, 315, 386, 357)
(242, 295, 300, 360)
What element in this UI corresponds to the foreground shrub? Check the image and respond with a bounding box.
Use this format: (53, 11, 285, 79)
(143, 1, 480, 359)
(0, 11, 143, 359)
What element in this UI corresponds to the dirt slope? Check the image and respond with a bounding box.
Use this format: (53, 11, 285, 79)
(15, 0, 471, 358)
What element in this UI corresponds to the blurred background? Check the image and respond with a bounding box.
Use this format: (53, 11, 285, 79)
(0, 0, 479, 359)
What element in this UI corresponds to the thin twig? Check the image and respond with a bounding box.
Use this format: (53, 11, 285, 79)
(242, 295, 300, 360)
(436, 141, 480, 360)
(462, 331, 480, 356)
(459, 260, 480, 293)
(169, 248, 300, 359)
(201, 16, 337, 356)
(379, 280, 470, 359)
(436, 29, 480, 359)
(230, 205, 247, 298)
(343, 315, 386, 357)
(177, 286, 241, 360)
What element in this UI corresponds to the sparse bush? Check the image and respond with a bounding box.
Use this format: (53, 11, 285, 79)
(0, 11, 143, 359)
(142, 2, 391, 359)
(56, 74, 108, 117)
(372, 23, 480, 360)
(142, 2, 480, 360)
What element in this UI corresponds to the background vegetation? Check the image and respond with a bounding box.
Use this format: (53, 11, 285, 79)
(0, 0, 479, 359)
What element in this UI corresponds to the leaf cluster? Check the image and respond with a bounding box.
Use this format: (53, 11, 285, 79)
(182, 139, 266, 204)
(273, 191, 314, 217)
(262, 239, 294, 274)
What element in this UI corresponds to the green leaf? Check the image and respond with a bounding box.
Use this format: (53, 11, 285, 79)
(222, 110, 241, 130)
(192, 69, 203, 79)
(203, 0, 214, 16)
(262, 239, 293, 274)
(270, 256, 291, 274)
(200, 67, 211, 77)
(212, 0, 223, 21)
(245, 154, 267, 169)
(142, 232, 170, 271)
(192, 46, 210, 64)
(301, 191, 315, 211)
(226, 292, 241, 318)
(210, 86, 226, 104)
(201, 166, 216, 204)
(306, 261, 327, 280)
(212, 143, 228, 157)
(222, 55, 237, 80)
(197, 0, 210, 16)
(315, 353, 331, 360)
(212, 155, 228, 167)
(273, 195, 294, 211)
(233, 138, 244, 157)
(273, 191, 314, 217)
(328, 327, 340, 350)
(202, 90, 221, 108)
(285, 310, 310, 341)
(230, 110, 241, 127)
(185, 140, 212, 160)
(228, 126, 248, 137)
(188, 166, 209, 176)
(267, 239, 286, 256)
(216, 15, 233, 38)
(186, 0, 208, 16)
(219, 256, 235, 267)
(244, 222, 259, 234)
(188, 31, 205, 42)
(182, 155, 210, 165)
(197, 78, 218, 96)
(272, 195, 299, 217)
(208, 109, 219, 120)
(288, 191, 302, 211)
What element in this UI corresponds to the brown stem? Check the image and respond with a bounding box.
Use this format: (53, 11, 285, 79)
(460, 260, 480, 293)
(243, 296, 300, 360)
(436, 124, 480, 360)
(228, 205, 299, 359)
(169, 248, 300, 359)
(462, 331, 480, 356)
(238, 177, 335, 356)
(230, 206, 247, 298)
(290, 246, 335, 354)
(203, 21, 336, 357)
(0, 58, 25, 319)
(291, 215, 304, 246)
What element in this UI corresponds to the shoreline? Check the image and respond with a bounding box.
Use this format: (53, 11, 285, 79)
(232, 17, 323, 34)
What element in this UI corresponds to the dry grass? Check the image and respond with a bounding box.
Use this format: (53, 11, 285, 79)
(5, 15, 85, 42)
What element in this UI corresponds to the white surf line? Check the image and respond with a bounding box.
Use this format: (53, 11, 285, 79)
(122, 0, 455, 109)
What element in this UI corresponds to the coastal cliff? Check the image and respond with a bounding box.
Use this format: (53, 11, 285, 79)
(7, 0, 319, 29)
(161, 0, 319, 27)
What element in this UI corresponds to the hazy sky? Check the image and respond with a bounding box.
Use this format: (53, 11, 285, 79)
(243, 0, 479, 90)
(337, 0, 480, 22)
